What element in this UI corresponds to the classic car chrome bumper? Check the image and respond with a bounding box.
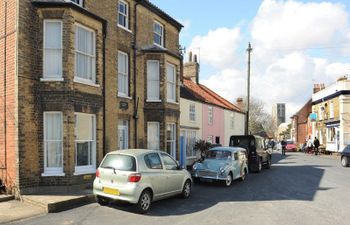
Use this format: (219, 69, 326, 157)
(192, 170, 227, 181)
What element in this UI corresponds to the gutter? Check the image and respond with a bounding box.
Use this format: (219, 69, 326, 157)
(102, 21, 107, 156)
(133, 1, 140, 148)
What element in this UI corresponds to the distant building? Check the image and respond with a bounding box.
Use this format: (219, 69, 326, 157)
(290, 99, 312, 148)
(272, 103, 286, 127)
(312, 77, 350, 153)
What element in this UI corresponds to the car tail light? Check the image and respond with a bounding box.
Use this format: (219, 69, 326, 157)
(96, 169, 100, 178)
(128, 173, 142, 182)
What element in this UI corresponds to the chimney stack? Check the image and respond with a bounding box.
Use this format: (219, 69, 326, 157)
(236, 98, 244, 111)
(313, 83, 325, 94)
(183, 51, 199, 83)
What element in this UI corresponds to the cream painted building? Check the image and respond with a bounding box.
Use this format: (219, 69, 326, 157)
(179, 91, 203, 166)
(312, 77, 350, 153)
(224, 110, 245, 146)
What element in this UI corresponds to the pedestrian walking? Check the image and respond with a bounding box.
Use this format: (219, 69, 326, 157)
(307, 136, 313, 154)
(314, 137, 320, 155)
(281, 138, 287, 156)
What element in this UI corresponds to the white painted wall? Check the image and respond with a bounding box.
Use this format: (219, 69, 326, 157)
(223, 110, 245, 146)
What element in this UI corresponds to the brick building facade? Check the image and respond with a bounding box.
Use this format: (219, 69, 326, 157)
(290, 99, 312, 148)
(0, 0, 183, 195)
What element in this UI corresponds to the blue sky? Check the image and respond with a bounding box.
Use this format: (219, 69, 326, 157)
(151, 0, 350, 119)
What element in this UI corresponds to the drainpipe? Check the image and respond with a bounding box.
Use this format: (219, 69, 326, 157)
(102, 21, 107, 156)
(1, 1, 8, 174)
(133, 1, 140, 148)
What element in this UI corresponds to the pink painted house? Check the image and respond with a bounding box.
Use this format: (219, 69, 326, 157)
(202, 104, 225, 145)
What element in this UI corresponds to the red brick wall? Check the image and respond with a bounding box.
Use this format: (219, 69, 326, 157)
(0, 0, 18, 192)
(295, 100, 312, 147)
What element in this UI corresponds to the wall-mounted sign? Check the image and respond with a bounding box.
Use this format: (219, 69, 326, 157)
(309, 113, 317, 121)
(120, 101, 128, 110)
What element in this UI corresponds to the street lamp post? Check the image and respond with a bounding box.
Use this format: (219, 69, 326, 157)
(245, 42, 253, 135)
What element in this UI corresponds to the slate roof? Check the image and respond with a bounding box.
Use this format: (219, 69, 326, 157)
(182, 77, 244, 114)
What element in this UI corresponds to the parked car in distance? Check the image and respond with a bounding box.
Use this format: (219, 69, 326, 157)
(230, 135, 272, 173)
(191, 147, 248, 187)
(341, 145, 350, 167)
(286, 140, 297, 152)
(93, 149, 192, 214)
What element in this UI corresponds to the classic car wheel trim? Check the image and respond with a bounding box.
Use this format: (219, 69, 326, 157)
(225, 174, 232, 186)
(341, 156, 348, 167)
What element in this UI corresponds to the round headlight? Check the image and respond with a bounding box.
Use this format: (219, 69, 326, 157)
(219, 167, 225, 173)
(193, 164, 198, 170)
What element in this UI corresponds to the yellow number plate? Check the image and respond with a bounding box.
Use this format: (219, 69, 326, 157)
(103, 187, 120, 196)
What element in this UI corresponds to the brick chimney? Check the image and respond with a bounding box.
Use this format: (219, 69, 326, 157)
(183, 51, 199, 83)
(236, 98, 244, 111)
(313, 83, 325, 94)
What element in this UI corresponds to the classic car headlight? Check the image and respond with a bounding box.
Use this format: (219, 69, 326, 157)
(193, 163, 198, 170)
(219, 167, 225, 174)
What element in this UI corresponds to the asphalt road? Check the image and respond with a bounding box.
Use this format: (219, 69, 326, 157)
(10, 152, 350, 225)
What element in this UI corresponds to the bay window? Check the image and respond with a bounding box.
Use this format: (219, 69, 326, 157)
(166, 123, 176, 158)
(43, 112, 63, 176)
(75, 24, 96, 84)
(147, 60, 160, 101)
(43, 20, 62, 80)
(166, 63, 176, 102)
(74, 113, 96, 174)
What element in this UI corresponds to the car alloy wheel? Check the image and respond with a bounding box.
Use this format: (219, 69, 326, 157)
(258, 159, 262, 173)
(225, 173, 233, 187)
(136, 190, 151, 214)
(181, 180, 191, 198)
(240, 170, 246, 181)
(341, 156, 349, 167)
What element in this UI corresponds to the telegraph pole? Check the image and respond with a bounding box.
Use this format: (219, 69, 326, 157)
(245, 42, 253, 135)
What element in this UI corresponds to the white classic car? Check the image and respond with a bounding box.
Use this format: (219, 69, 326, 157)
(191, 147, 248, 187)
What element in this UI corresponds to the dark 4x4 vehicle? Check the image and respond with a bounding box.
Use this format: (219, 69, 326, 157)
(229, 135, 272, 173)
(341, 145, 350, 167)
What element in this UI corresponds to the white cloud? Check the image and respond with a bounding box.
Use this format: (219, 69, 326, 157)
(187, 0, 350, 121)
(188, 27, 242, 69)
(252, 0, 349, 50)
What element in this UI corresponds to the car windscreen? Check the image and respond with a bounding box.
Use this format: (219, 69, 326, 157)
(206, 150, 231, 160)
(287, 141, 294, 145)
(230, 136, 254, 154)
(100, 154, 136, 172)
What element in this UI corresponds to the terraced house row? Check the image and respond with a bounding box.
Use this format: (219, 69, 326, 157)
(0, 0, 184, 195)
(0, 0, 245, 195)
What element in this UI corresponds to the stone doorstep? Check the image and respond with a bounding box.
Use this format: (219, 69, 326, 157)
(0, 194, 15, 203)
(22, 193, 95, 213)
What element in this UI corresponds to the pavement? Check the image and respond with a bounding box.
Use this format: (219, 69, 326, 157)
(0, 152, 346, 225)
(0, 190, 95, 224)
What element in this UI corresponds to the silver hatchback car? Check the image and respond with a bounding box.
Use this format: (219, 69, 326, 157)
(93, 149, 192, 213)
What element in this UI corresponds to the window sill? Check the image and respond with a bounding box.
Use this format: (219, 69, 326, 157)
(146, 99, 162, 103)
(154, 43, 165, 49)
(41, 172, 65, 177)
(74, 78, 100, 87)
(117, 24, 132, 33)
(167, 101, 179, 105)
(40, 78, 64, 82)
(74, 168, 96, 176)
(118, 95, 132, 100)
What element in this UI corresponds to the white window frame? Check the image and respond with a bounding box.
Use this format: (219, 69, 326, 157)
(189, 103, 196, 122)
(118, 119, 129, 150)
(147, 60, 160, 101)
(230, 112, 235, 129)
(208, 106, 213, 125)
(319, 106, 323, 121)
(68, 0, 84, 7)
(118, 51, 129, 97)
(166, 63, 176, 103)
(166, 123, 176, 159)
(74, 112, 96, 175)
(118, 0, 129, 30)
(329, 102, 334, 119)
(74, 23, 96, 85)
(183, 129, 197, 158)
(42, 20, 63, 81)
(153, 21, 164, 47)
(147, 122, 160, 150)
(42, 112, 64, 176)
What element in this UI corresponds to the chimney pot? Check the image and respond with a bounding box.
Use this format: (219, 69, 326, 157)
(194, 54, 198, 63)
(189, 52, 193, 62)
